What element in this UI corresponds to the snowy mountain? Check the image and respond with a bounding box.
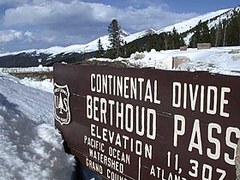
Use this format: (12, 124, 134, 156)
(0, 5, 239, 67)
(41, 6, 239, 56)
(25, 7, 237, 55)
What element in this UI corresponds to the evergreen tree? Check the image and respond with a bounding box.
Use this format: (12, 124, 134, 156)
(171, 27, 178, 49)
(97, 39, 104, 57)
(200, 22, 211, 43)
(189, 21, 211, 47)
(189, 29, 200, 48)
(108, 19, 122, 58)
(225, 12, 240, 46)
(123, 41, 127, 58)
(210, 20, 228, 47)
(171, 27, 185, 49)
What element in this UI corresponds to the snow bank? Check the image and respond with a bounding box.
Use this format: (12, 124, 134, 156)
(0, 66, 54, 93)
(0, 74, 74, 180)
(20, 78, 53, 93)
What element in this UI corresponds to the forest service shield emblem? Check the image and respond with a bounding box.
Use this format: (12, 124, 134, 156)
(54, 83, 71, 125)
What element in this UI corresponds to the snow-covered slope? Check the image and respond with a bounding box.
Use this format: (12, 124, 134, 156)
(0, 73, 74, 179)
(208, 6, 240, 29)
(50, 29, 157, 55)
(157, 8, 230, 33)
(124, 29, 157, 42)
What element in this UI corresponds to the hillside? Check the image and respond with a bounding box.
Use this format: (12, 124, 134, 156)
(158, 8, 230, 33)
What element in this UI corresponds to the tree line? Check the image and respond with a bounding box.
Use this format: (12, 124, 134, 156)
(98, 10, 240, 58)
(211, 10, 240, 47)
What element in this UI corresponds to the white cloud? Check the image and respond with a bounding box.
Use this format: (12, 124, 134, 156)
(3, 1, 114, 26)
(1, 0, 197, 51)
(24, 31, 32, 37)
(0, 30, 35, 43)
(0, 0, 31, 6)
(0, 0, 71, 6)
(4, 3, 56, 25)
(3, 0, 196, 32)
(0, 30, 23, 42)
(118, 6, 197, 31)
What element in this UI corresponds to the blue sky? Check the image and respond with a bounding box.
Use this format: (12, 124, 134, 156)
(0, 0, 239, 52)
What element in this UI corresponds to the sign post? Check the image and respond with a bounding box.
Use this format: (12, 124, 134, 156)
(54, 63, 240, 179)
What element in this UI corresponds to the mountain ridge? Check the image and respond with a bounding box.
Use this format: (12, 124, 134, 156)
(1, 7, 234, 57)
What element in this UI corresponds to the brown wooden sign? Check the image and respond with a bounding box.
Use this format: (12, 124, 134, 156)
(54, 63, 240, 180)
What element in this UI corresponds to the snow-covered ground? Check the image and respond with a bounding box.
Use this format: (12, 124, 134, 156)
(0, 73, 74, 180)
(19, 78, 53, 93)
(120, 46, 240, 76)
(1, 46, 240, 179)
